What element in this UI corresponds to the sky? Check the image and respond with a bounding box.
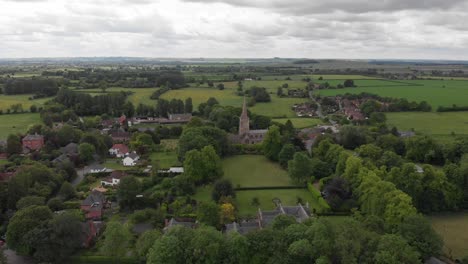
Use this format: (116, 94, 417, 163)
(1, 0, 468, 59)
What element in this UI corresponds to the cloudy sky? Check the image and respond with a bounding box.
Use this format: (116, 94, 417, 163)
(1, 0, 468, 59)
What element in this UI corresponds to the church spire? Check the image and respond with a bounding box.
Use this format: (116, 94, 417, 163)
(239, 96, 250, 135)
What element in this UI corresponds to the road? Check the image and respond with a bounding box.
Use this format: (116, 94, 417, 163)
(71, 165, 90, 187)
(309, 90, 337, 125)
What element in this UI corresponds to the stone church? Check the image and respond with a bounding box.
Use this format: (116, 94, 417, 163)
(230, 97, 267, 144)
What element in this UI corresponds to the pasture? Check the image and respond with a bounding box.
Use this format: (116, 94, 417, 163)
(386, 112, 468, 136)
(0, 94, 51, 111)
(317, 79, 468, 109)
(222, 155, 293, 188)
(0, 113, 42, 139)
(430, 213, 468, 259)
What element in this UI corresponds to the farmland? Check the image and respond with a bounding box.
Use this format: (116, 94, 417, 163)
(430, 213, 468, 259)
(0, 113, 42, 139)
(386, 112, 468, 136)
(317, 79, 468, 109)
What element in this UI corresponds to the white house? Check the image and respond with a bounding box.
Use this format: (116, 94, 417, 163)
(101, 171, 127, 187)
(123, 153, 140, 167)
(108, 144, 129, 158)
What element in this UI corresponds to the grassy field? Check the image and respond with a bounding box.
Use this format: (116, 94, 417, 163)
(260, 74, 378, 81)
(317, 79, 468, 109)
(149, 151, 180, 168)
(430, 213, 468, 259)
(273, 118, 322, 128)
(0, 94, 52, 111)
(0, 113, 42, 139)
(386, 112, 468, 136)
(222, 155, 293, 188)
(76, 87, 158, 106)
(103, 159, 129, 171)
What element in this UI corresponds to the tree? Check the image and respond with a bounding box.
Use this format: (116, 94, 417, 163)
(217, 83, 225, 90)
(220, 203, 235, 224)
(184, 145, 223, 184)
(374, 234, 420, 264)
(136, 230, 161, 257)
(197, 201, 220, 227)
(188, 227, 225, 263)
(79, 143, 95, 163)
(16, 196, 45, 210)
(101, 221, 132, 259)
(118, 176, 142, 209)
(271, 215, 296, 230)
(343, 79, 355, 87)
(263, 125, 282, 161)
(6, 134, 22, 156)
(185, 97, 193, 113)
(339, 125, 367, 149)
(212, 179, 235, 202)
(277, 87, 284, 97)
(397, 214, 443, 260)
(58, 181, 76, 200)
(288, 239, 314, 263)
(278, 144, 296, 168)
(6, 206, 53, 255)
(47, 197, 63, 211)
(288, 152, 312, 184)
(226, 232, 250, 263)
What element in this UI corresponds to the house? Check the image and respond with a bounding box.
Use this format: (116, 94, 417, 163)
(88, 164, 109, 174)
(164, 218, 197, 232)
(81, 221, 103, 248)
(157, 167, 184, 175)
(101, 119, 115, 128)
(81, 190, 108, 220)
(101, 170, 127, 187)
(109, 144, 129, 158)
(52, 154, 70, 165)
(123, 153, 139, 166)
(60, 143, 79, 155)
(0, 171, 15, 182)
(22, 133, 45, 151)
(258, 203, 311, 228)
(110, 130, 131, 142)
(225, 221, 261, 235)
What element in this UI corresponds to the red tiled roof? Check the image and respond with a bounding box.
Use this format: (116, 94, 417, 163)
(110, 144, 129, 154)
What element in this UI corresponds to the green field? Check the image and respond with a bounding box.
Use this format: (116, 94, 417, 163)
(149, 151, 180, 168)
(317, 79, 468, 109)
(76, 87, 158, 106)
(260, 74, 378, 81)
(430, 213, 468, 259)
(222, 155, 293, 188)
(273, 118, 322, 128)
(0, 94, 52, 111)
(0, 113, 42, 139)
(386, 112, 468, 136)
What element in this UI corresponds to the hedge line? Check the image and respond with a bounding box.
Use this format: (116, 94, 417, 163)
(235, 186, 306, 191)
(69, 256, 141, 264)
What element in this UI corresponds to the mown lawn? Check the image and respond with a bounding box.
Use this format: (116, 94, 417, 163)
(0, 113, 42, 139)
(273, 118, 322, 128)
(149, 151, 180, 168)
(222, 155, 293, 188)
(317, 79, 468, 109)
(386, 112, 468, 135)
(430, 212, 468, 259)
(103, 159, 129, 171)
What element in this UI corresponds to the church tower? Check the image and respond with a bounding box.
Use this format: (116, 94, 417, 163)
(239, 97, 250, 135)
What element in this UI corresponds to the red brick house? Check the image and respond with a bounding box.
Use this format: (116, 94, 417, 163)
(22, 133, 45, 151)
(81, 190, 108, 220)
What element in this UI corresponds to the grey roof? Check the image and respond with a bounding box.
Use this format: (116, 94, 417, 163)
(81, 190, 106, 207)
(23, 134, 44, 140)
(52, 154, 70, 164)
(88, 164, 105, 171)
(258, 204, 311, 227)
(128, 153, 139, 160)
(61, 143, 79, 155)
(226, 221, 260, 235)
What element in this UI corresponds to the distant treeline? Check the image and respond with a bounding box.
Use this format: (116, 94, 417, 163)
(437, 105, 468, 112)
(42, 69, 186, 89)
(55, 88, 133, 116)
(136, 98, 193, 117)
(2, 78, 59, 96)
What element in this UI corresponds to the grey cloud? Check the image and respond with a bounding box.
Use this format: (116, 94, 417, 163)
(181, 0, 466, 14)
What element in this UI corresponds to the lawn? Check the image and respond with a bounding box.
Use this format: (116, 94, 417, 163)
(317, 79, 468, 109)
(273, 118, 322, 128)
(386, 112, 468, 136)
(103, 159, 129, 171)
(430, 212, 468, 259)
(235, 189, 322, 216)
(149, 151, 180, 168)
(0, 94, 52, 111)
(0, 113, 42, 139)
(222, 155, 293, 188)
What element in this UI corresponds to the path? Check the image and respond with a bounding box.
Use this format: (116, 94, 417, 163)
(71, 165, 91, 187)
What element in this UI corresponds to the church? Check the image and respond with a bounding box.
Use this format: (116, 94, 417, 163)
(230, 97, 268, 144)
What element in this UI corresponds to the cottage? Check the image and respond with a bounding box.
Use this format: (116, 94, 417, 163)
(81, 190, 107, 220)
(123, 153, 139, 166)
(101, 170, 127, 187)
(22, 133, 45, 151)
(109, 144, 129, 158)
